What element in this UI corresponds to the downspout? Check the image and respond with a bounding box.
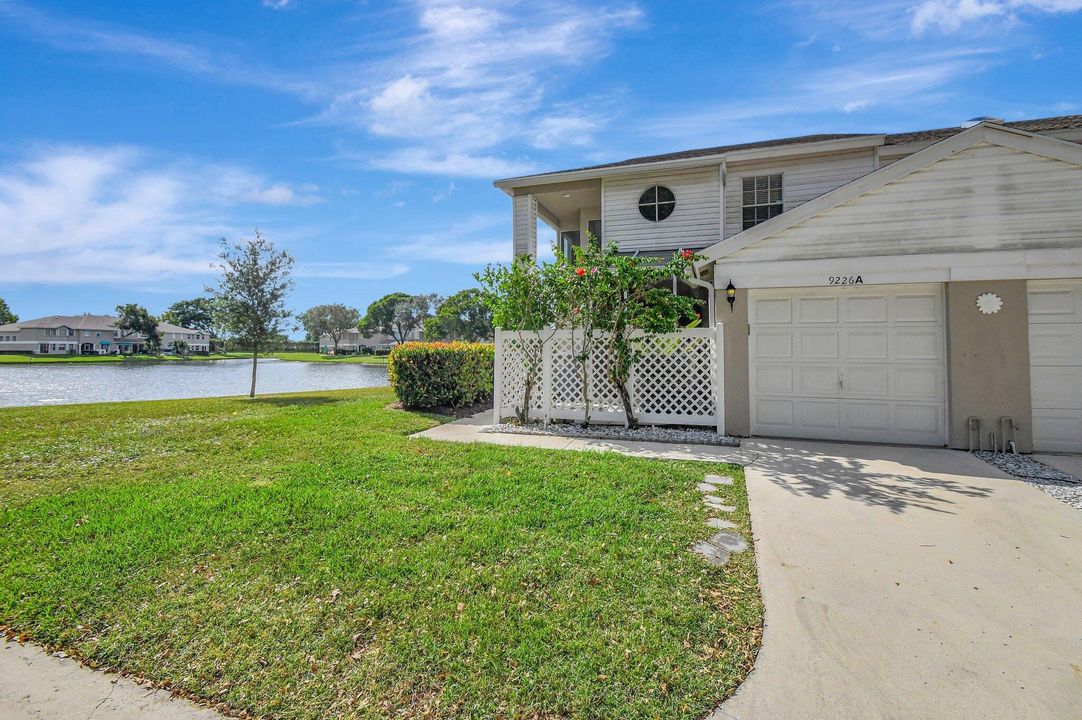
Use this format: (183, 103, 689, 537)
(681, 267, 715, 326)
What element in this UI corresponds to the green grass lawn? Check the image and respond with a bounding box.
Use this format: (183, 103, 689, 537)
(0, 389, 760, 719)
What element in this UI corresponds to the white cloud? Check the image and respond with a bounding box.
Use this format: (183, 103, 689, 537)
(432, 181, 456, 203)
(263, 0, 294, 9)
(911, 0, 1082, 34)
(368, 148, 535, 178)
(324, 0, 643, 175)
(395, 214, 509, 264)
(0, 145, 321, 284)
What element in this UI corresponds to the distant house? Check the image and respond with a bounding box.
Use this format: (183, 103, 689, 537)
(319, 327, 423, 354)
(0, 314, 209, 355)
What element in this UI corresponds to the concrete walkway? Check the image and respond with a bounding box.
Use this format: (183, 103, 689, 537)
(413, 412, 755, 463)
(0, 641, 221, 719)
(714, 439, 1082, 720)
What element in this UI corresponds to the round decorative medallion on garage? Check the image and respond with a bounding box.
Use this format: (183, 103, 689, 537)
(976, 292, 1003, 315)
(638, 185, 676, 221)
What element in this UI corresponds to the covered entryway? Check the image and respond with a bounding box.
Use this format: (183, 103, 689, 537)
(1028, 279, 1082, 452)
(748, 284, 947, 445)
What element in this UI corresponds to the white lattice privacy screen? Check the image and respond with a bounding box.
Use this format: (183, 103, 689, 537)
(493, 326, 725, 432)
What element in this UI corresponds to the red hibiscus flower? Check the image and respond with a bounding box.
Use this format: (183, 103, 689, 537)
(575, 267, 586, 276)
(680, 249, 694, 260)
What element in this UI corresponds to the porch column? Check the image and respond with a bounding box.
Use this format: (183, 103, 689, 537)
(513, 193, 538, 260)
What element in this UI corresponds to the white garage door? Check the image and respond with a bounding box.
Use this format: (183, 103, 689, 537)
(1028, 279, 1082, 452)
(749, 284, 947, 445)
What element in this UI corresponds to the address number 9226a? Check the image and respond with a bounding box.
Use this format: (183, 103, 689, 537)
(827, 275, 864, 285)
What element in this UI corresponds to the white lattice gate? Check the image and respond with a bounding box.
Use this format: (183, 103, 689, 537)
(493, 326, 725, 433)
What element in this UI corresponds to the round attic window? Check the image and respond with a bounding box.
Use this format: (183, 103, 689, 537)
(638, 185, 676, 222)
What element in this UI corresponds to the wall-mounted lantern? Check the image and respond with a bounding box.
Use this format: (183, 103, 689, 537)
(726, 280, 736, 313)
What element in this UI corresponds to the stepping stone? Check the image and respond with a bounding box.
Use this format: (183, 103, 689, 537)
(691, 540, 730, 566)
(703, 495, 736, 513)
(707, 517, 737, 530)
(691, 531, 748, 567)
(705, 473, 733, 486)
(696, 482, 718, 493)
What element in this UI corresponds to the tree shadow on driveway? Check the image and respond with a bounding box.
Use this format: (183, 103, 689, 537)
(744, 440, 997, 515)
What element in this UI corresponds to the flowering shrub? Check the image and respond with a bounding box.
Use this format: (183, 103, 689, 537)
(388, 341, 495, 409)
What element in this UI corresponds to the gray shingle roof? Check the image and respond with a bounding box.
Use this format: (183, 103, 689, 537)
(499, 114, 1082, 183)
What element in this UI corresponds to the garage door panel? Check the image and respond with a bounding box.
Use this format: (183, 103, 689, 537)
(753, 298, 793, 324)
(798, 297, 838, 323)
(893, 294, 941, 323)
(799, 400, 840, 428)
(799, 331, 840, 359)
(799, 366, 841, 395)
(845, 295, 888, 323)
(845, 366, 889, 396)
(1030, 366, 1082, 410)
(844, 402, 890, 432)
(750, 284, 946, 446)
(1028, 285, 1081, 321)
(846, 330, 888, 359)
(1029, 280, 1082, 452)
(754, 332, 793, 359)
(891, 366, 944, 401)
(756, 365, 794, 394)
(755, 399, 794, 426)
(1032, 411, 1082, 453)
(1029, 325, 1082, 365)
(893, 404, 943, 435)
(893, 330, 942, 361)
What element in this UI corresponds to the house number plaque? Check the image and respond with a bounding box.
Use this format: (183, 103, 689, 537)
(827, 275, 863, 285)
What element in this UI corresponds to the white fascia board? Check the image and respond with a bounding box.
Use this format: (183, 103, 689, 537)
(492, 136, 885, 192)
(713, 247, 1082, 289)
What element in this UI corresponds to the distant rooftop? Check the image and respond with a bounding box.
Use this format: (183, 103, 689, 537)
(498, 114, 1082, 184)
(0, 314, 202, 334)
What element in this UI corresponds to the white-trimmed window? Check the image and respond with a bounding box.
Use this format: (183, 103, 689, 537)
(742, 174, 783, 230)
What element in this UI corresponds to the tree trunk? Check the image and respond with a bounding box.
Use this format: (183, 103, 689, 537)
(249, 345, 259, 398)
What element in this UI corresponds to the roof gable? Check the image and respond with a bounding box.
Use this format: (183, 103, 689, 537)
(697, 123, 1082, 268)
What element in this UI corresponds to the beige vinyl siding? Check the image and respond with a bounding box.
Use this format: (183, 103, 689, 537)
(512, 194, 538, 258)
(723, 150, 876, 238)
(725, 142, 1082, 264)
(601, 166, 720, 253)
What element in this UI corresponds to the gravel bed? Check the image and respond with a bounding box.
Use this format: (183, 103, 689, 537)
(974, 451, 1082, 511)
(483, 422, 740, 447)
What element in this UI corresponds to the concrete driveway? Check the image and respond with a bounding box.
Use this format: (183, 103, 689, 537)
(714, 440, 1082, 720)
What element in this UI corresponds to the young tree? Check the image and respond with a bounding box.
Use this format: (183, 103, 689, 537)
(594, 246, 699, 428)
(170, 339, 190, 356)
(476, 256, 561, 423)
(161, 297, 216, 333)
(0, 297, 17, 325)
(115, 303, 159, 354)
(360, 292, 437, 344)
(207, 231, 294, 397)
(423, 288, 493, 341)
(300, 303, 361, 353)
(556, 247, 607, 425)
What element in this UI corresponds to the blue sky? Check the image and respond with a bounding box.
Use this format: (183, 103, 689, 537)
(2, 0, 1081, 332)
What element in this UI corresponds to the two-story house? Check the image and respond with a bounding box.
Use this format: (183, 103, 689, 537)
(495, 115, 1082, 453)
(320, 327, 424, 354)
(0, 314, 209, 355)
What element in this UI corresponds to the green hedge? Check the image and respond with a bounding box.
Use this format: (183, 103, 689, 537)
(388, 341, 495, 409)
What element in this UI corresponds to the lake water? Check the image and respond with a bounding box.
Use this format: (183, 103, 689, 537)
(0, 359, 389, 408)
